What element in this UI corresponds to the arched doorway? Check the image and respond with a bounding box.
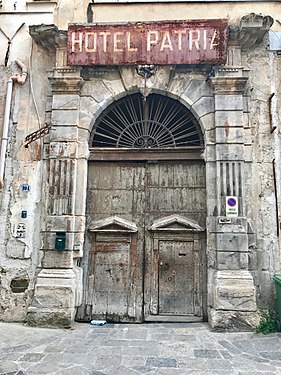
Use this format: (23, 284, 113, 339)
(76, 93, 207, 322)
(90, 93, 203, 148)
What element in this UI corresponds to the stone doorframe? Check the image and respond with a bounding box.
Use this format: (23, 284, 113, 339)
(27, 14, 273, 329)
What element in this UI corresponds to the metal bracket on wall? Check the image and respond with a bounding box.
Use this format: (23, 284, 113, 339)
(24, 123, 52, 148)
(136, 65, 156, 98)
(136, 65, 156, 79)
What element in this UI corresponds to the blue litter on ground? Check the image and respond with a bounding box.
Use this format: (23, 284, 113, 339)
(90, 320, 107, 326)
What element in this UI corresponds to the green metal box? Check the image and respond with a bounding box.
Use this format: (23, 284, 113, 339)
(55, 232, 66, 250)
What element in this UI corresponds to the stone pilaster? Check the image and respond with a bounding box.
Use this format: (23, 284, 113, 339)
(208, 68, 259, 331)
(27, 67, 86, 327)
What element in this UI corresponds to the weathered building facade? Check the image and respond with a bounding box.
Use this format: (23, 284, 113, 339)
(0, 0, 281, 330)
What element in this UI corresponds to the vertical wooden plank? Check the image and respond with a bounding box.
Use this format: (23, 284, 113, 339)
(159, 241, 175, 314)
(174, 241, 194, 315)
(194, 236, 204, 317)
(92, 253, 110, 315)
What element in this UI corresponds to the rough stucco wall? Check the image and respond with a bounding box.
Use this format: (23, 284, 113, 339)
(89, 3, 281, 31)
(242, 37, 281, 310)
(50, 0, 281, 31)
(0, 69, 8, 153)
(54, 0, 90, 29)
(0, 4, 55, 321)
(271, 52, 281, 290)
(273, 55, 281, 247)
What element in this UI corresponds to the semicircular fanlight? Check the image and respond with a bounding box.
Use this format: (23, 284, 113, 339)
(90, 93, 203, 149)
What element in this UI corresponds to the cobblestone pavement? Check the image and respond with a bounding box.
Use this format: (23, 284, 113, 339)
(0, 322, 281, 375)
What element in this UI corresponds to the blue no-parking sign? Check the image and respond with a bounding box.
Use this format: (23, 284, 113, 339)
(226, 196, 238, 217)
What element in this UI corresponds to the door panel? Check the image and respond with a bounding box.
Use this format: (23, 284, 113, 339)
(92, 251, 129, 316)
(87, 163, 146, 228)
(78, 161, 206, 322)
(159, 241, 194, 315)
(145, 162, 206, 224)
(77, 163, 145, 322)
(144, 161, 206, 321)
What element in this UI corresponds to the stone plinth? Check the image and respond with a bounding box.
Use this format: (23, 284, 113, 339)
(210, 270, 259, 331)
(26, 269, 76, 328)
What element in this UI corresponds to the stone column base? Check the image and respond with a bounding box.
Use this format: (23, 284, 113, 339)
(209, 270, 259, 331)
(26, 269, 76, 328)
(209, 309, 260, 331)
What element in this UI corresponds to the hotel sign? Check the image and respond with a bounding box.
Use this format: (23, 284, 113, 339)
(67, 20, 228, 66)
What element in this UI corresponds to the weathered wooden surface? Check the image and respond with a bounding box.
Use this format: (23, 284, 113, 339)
(158, 241, 194, 315)
(78, 161, 206, 322)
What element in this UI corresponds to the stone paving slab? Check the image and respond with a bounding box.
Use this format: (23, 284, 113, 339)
(0, 322, 280, 375)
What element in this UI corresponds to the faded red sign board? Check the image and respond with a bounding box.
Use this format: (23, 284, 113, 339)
(67, 20, 228, 66)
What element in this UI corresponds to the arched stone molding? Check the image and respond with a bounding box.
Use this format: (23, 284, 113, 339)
(79, 68, 215, 149)
(79, 72, 210, 324)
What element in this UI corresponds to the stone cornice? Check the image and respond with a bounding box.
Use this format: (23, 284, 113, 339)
(29, 24, 67, 51)
(48, 76, 84, 94)
(229, 13, 274, 50)
(48, 68, 84, 94)
(211, 76, 248, 94)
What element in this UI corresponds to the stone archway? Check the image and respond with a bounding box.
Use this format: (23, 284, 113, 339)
(76, 91, 207, 323)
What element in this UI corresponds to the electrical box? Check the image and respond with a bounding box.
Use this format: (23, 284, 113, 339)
(55, 232, 66, 250)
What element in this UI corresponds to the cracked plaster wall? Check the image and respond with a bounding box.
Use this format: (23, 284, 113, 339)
(0, 4, 55, 321)
(242, 38, 281, 310)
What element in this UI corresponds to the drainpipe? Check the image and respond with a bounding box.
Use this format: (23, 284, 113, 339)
(0, 59, 27, 188)
(273, 159, 279, 237)
(268, 93, 277, 133)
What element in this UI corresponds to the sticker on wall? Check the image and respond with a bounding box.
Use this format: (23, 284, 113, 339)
(16, 223, 26, 238)
(226, 196, 238, 217)
(21, 184, 31, 192)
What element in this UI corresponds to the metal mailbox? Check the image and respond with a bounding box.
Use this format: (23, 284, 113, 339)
(55, 232, 66, 251)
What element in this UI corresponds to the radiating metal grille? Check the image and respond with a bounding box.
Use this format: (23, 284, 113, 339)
(91, 93, 203, 149)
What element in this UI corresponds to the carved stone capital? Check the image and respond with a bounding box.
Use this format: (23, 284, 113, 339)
(211, 76, 248, 94)
(49, 68, 84, 94)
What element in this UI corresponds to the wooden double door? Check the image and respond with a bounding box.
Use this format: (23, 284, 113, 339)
(76, 160, 206, 322)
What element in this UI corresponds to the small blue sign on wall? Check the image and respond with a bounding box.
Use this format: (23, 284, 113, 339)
(226, 196, 238, 217)
(21, 184, 31, 192)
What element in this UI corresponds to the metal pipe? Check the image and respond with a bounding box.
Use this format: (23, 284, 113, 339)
(269, 93, 277, 133)
(273, 159, 279, 237)
(0, 59, 27, 188)
(10, 58, 28, 85)
(0, 79, 13, 188)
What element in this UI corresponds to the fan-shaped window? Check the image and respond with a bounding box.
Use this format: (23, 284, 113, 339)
(90, 93, 203, 149)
